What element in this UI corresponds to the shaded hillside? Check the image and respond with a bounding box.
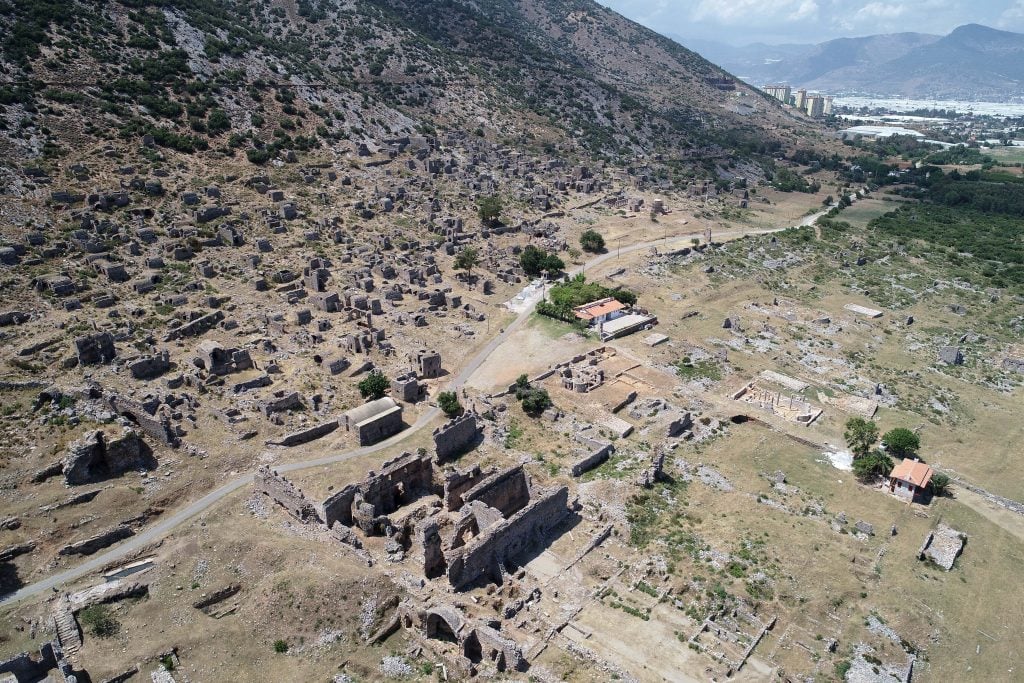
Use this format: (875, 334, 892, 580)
(0, 0, 789, 172)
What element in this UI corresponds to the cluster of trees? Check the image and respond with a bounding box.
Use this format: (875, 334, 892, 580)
(770, 167, 820, 193)
(843, 418, 948, 495)
(478, 195, 502, 226)
(437, 391, 461, 418)
(537, 274, 636, 324)
(520, 245, 564, 276)
(513, 374, 552, 415)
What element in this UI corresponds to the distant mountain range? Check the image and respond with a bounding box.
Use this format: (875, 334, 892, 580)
(674, 24, 1024, 100)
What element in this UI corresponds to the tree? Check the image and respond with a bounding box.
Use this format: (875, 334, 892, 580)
(478, 195, 502, 225)
(844, 418, 879, 458)
(437, 391, 461, 418)
(852, 451, 893, 481)
(823, 195, 834, 206)
(520, 388, 552, 415)
(579, 229, 605, 253)
(882, 428, 920, 458)
(930, 472, 950, 496)
(453, 246, 479, 282)
(358, 370, 389, 400)
(520, 245, 565, 276)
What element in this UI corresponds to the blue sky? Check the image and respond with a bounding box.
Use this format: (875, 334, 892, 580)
(597, 0, 1024, 44)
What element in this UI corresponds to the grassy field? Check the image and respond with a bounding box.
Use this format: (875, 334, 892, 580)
(987, 146, 1024, 164)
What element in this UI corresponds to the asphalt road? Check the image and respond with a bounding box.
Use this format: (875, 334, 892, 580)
(1, 223, 799, 608)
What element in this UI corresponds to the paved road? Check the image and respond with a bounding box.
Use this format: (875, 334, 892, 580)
(1, 225, 795, 608)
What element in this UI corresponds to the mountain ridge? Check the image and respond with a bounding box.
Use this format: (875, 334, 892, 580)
(674, 23, 1024, 100)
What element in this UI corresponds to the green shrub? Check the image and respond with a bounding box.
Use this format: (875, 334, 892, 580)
(79, 605, 120, 638)
(580, 229, 605, 253)
(437, 391, 461, 418)
(358, 370, 389, 400)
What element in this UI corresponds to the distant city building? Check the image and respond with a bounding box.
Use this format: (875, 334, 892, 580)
(805, 94, 825, 118)
(762, 84, 791, 104)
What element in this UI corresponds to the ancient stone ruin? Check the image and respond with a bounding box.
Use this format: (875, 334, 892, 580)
(62, 428, 155, 485)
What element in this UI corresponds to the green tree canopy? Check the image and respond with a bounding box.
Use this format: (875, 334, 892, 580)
(882, 428, 920, 458)
(453, 246, 479, 279)
(844, 417, 879, 458)
(579, 229, 606, 253)
(520, 245, 564, 276)
(478, 195, 502, 225)
(852, 451, 893, 481)
(437, 391, 461, 418)
(358, 370, 389, 400)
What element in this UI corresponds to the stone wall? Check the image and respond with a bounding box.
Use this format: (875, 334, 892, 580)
(351, 452, 435, 533)
(461, 466, 530, 517)
(320, 484, 359, 528)
(446, 486, 569, 590)
(433, 412, 481, 461)
(321, 452, 435, 530)
(164, 310, 225, 341)
(107, 393, 178, 446)
(442, 465, 491, 512)
(254, 466, 321, 523)
(266, 420, 338, 447)
(571, 443, 614, 477)
(0, 647, 57, 682)
(127, 350, 171, 380)
(59, 524, 134, 556)
(63, 428, 156, 485)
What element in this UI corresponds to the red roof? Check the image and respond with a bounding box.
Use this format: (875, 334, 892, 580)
(573, 297, 626, 321)
(889, 459, 934, 489)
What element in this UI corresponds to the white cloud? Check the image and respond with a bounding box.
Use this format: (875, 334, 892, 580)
(692, 0, 815, 24)
(856, 2, 907, 20)
(998, 0, 1024, 28)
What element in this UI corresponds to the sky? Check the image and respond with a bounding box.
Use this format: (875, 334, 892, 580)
(597, 0, 1024, 45)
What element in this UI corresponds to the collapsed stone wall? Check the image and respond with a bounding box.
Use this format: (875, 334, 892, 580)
(442, 465, 492, 512)
(62, 428, 156, 485)
(107, 393, 178, 447)
(446, 486, 569, 589)
(433, 412, 481, 461)
(461, 466, 530, 517)
(254, 466, 321, 523)
(571, 443, 614, 477)
(266, 420, 338, 447)
(320, 451, 435, 531)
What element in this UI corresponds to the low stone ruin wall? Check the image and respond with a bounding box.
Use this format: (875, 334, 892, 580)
(254, 466, 320, 523)
(266, 420, 338, 447)
(107, 393, 178, 447)
(443, 465, 491, 511)
(571, 443, 614, 477)
(319, 451, 435, 529)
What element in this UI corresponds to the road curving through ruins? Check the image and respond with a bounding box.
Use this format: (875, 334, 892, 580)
(1, 223, 800, 608)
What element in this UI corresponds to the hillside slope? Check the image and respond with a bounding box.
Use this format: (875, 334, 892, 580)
(0, 0, 790, 175)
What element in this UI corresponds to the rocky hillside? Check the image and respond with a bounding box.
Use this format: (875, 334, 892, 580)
(0, 0, 789, 177)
